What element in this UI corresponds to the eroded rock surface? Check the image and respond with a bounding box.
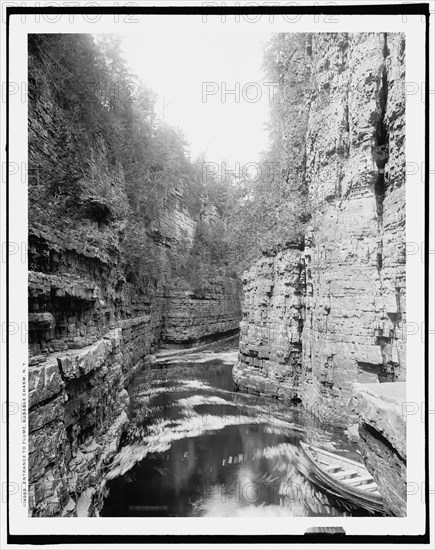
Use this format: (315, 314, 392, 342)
(28, 214, 241, 517)
(233, 247, 304, 401)
(28, 71, 241, 517)
(233, 31, 406, 516)
(163, 278, 242, 346)
(234, 33, 406, 425)
(350, 382, 406, 516)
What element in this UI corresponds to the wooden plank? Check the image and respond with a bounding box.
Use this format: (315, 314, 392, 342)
(308, 444, 369, 471)
(332, 469, 358, 480)
(344, 475, 373, 486)
(324, 464, 341, 471)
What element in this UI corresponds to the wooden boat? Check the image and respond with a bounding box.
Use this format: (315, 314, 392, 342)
(299, 442, 385, 514)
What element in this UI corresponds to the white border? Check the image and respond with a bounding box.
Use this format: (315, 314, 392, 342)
(2, 1, 432, 546)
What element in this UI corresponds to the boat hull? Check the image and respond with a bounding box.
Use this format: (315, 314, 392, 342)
(299, 442, 386, 515)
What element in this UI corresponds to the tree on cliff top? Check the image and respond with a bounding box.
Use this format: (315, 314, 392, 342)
(221, 33, 310, 274)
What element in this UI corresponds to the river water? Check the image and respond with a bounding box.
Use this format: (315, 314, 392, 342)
(101, 350, 378, 517)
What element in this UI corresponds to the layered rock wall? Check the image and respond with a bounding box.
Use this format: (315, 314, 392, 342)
(300, 33, 406, 424)
(163, 277, 242, 346)
(350, 382, 406, 516)
(28, 224, 161, 516)
(234, 32, 406, 425)
(28, 55, 241, 517)
(29, 328, 130, 516)
(233, 247, 304, 399)
(28, 212, 241, 517)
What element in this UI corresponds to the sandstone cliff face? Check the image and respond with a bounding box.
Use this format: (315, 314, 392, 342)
(28, 210, 241, 518)
(163, 277, 241, 346)
(350, 382, 406, 516)
(28, 221, 162, 516)
(233, 33, 406, 516)
(234, 32, 405, 420)
(300, 33, 405, 424)
(233, 247, 304, 400)
(233, 31, 405, 516)
(28, 59, 241, 517)
(28, 193, 241, 520)
(157, 202, 242, 346)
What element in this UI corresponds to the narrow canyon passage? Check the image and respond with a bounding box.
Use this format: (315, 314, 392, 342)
(26, 31, 408, 521)
(100, 348, 378, 517)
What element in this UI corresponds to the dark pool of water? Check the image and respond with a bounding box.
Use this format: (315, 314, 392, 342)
(101, 353, 377, 517)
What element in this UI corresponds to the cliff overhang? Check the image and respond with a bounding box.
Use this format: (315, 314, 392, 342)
(350, 381, 406, 516)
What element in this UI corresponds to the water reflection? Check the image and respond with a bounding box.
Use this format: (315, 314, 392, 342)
(101, 353, 378, 517)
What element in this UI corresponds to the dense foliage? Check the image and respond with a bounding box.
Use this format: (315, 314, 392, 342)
(28, 33, 309, 285)
(223, 33, 311, 273)
(28, 34, 232, 288)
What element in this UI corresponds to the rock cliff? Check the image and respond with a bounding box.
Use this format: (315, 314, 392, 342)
(163, 277, 241, 346)
(300, 33, 405, 424)
(233, 246, 304, 400)
(28, 222, 241, 517)
(235, 32, 405, 418)
(350, 382, 406, 516)
(233, 32, 405, 514)
(27, 40, 241, 516)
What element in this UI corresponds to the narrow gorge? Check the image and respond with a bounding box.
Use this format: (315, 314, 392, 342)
(28, 32, 406, 519)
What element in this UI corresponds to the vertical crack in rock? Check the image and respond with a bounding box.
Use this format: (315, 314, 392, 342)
(373, 33, 389, 224)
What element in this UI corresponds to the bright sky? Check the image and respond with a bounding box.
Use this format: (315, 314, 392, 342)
(120, 33, 272, 167)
